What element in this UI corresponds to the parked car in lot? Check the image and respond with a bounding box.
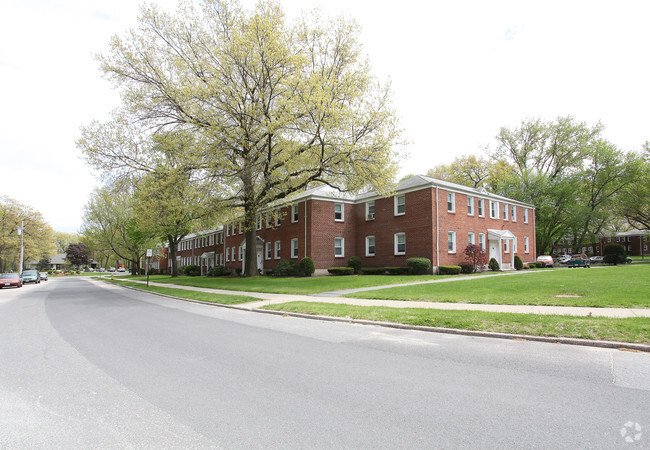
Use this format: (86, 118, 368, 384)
(568, 254, 590, 268)
(21, 270, 41, 284)
(0, 273, 23, 288)
(117, 267, 126, 272)
(589, 255, 603, 264)
(557, 254, 571, 264)
(536, 255, 554, 267)
(108, 267, 116, 272)
(39, 272, 48, 281)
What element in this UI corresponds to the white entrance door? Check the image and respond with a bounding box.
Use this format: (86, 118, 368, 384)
(489, 240, 500, 266)
(256, 250, 263, 274)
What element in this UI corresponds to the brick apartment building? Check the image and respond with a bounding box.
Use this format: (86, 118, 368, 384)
(554, 230, 649, 258)
(169, 175, 537, 275)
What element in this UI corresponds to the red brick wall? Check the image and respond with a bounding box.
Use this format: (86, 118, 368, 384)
(354, 189, 435, 268)
(435, 189, 536, 266)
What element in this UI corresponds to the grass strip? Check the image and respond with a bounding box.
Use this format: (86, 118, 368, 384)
(107, 279, 257, 305)
(261, 302, 650, 344)
(120, 273, 467, 295)
(345, 265, 650, 308)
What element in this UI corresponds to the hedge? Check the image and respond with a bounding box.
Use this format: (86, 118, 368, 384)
(299, 257, 315, 277)
(439, 265, 462, 275)
(488, 258, 500, 271)
(514, 255, 523, 271)
(328, 267, 355, 275)
(406, 257, 431, 275)
(347, 256, 362, 274)
(361, 267, 386, 275)
(459, 263, 473, 274)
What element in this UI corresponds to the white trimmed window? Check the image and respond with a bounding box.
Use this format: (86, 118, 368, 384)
(524, 236, 529, 253)
(265, 214, 271, 228)
(292, 204, 299, 223)
(490, 201, 499, 219)
(511, 205, 516, 222)
(503, 204, 509, 220)
(478, 199, 485, 217)
(291, 238, 299, 259)
(366, 236, 375, 256)
(478, 233, 486, 250)
(468, 232, 475, 245)
(275, 209, 281, 226)
(504, 240, 509, 253)
(239, 222, 243, 234)
(366, 201, 375, 221)
(275, 241, 281, 259)
(231, 247, 236, 261)
(334, 237, 344, 257)
(256, 216, 262, 230)
(448, 231, 456, 253)
(524, 208, 529, 223)
(265, 242, 272, 260)
(334, 203, 344, 222)
(394, 195, 406, 216)
(394, 232, 406, 255)
(467, 196, 474, 215)
(447, 192, 455, 213)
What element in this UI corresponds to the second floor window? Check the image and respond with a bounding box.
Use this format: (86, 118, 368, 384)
(334, 203, 344, 221)
(366, 201, 375, 220)
(395, 195, 405, 216)
(467, 196, 474, 215)
(292, 204, 299, 223)
(447, 192, 455, 213)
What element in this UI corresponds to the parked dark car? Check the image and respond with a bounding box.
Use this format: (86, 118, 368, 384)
(0, 273, 23, 288)
(568, 254, 590, 268)
(21, 270, 41, 284)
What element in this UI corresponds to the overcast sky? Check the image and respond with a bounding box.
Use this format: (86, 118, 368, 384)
(2, 0, 649, 233)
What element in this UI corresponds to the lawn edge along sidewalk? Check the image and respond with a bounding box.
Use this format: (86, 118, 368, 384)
(97, 278, 650, 353)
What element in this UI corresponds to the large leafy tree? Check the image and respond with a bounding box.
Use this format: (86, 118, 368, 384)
(81, 185, 156, 275)
(79, 0, 402, 276)
(65, 242, 92, 268)
(492, 116, 643, 253)
(133, 132, 226, 276)
(0, 196, 56, 272)
(426, 155, 516, 191)
(617, 143, 650, 231)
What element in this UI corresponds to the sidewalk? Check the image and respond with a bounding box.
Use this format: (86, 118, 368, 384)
(106, 278, 650, 319)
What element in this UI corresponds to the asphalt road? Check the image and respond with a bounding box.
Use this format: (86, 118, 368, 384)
(1, 277, 649, 448)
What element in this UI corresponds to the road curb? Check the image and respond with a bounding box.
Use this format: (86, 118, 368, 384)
(102, 279, 650, 353)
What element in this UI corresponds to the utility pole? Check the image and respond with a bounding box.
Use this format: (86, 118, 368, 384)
(18, 220, 24, 273)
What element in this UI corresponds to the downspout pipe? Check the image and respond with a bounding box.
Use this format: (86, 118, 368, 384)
(435, 186, 440, 275)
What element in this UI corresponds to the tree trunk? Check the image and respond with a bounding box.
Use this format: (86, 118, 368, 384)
(168, 235, 179, 277)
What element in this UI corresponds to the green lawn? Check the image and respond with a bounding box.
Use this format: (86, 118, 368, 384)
(345, 265, 650, 308)
(106, 279, 257, 305)
(262, 302, 650, 344)
(122, 273, 461, 295)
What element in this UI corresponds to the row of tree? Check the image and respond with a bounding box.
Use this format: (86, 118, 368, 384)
(77, 0, 402, 277)
(0, 196, 56, 272)
(426, 117, 649, 254)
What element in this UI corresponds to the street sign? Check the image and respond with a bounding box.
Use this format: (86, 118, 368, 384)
(146, 249, 153, 257)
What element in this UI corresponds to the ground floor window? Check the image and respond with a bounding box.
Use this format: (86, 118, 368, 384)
(275, 241, 281, 259)
(291, 238, 299, 258)
(366, 236, 375, 256)
(334, 237, 344, 257)
(448, 231, 456, 253)
(394, 232, 406, 255)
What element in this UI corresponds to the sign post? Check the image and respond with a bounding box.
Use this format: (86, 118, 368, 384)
(146, 249, 153, 287)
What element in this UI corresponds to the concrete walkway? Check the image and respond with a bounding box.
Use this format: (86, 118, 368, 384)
(105, 277, 650, 319)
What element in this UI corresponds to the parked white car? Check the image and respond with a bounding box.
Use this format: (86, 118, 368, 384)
(557, 254, 571, 264)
